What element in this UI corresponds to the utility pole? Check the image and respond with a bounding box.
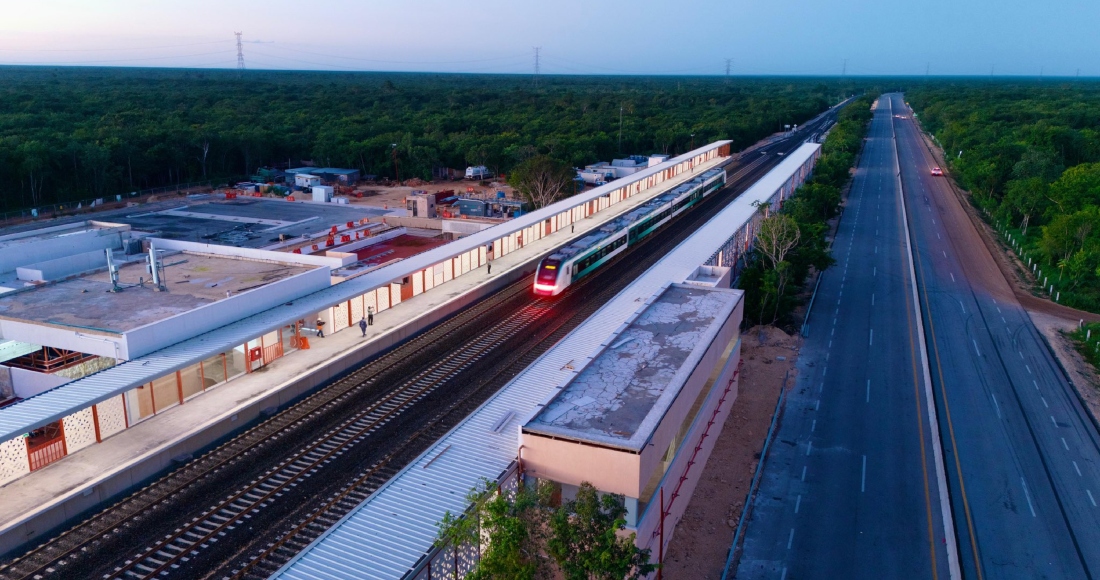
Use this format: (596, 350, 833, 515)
(725, 58, 732, 81)
(1076, 68, 1081, 79)
(533, 47, 541, 88)
(842, 59, 847, 76)
(618, 103, 624, 153)
(925, 62, 930, 77)
(235, 32, 245, 78)
(1039, 66, 1044, 81)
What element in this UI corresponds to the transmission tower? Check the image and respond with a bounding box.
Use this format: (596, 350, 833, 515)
(235, 32, 245, 77)
(842, 58, 847, 76)
(725, 58, 732, 83)
(533, 47, 541, 88)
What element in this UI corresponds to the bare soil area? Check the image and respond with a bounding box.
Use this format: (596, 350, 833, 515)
(661, 326, 799, 579)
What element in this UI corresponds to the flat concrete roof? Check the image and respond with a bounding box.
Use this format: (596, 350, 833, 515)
(118, 198, 389, 248)
(0, 253, 314, 334)
(524, 284, 739, 452)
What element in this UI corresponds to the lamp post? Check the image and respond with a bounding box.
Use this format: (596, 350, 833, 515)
(690, 133, 695, 150)
(391, 143, 399, 183)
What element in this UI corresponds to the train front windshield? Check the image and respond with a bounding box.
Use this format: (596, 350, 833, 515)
(536, 259, 561, 285)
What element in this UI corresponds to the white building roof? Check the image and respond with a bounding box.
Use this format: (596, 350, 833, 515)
(272, 142, 821, 580)
(0, 141, 731, 444)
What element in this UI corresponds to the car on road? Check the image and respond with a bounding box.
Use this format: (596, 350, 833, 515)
(931, 167, 943, 176)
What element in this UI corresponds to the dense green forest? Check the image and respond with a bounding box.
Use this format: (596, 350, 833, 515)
(907, 81, 1100, 313)
(739, 95, 875, 326)
(0, 67, 858, 212)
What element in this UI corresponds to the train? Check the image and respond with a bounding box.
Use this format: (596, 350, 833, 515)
(533, 168, 727, 296)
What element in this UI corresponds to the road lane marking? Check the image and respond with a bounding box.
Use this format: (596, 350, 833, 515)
(959, 300, 966, 314)
(950, 272, 955, 282)
(815, 400, 820, 411)
(1074, 461, 1082, 477)
(942, 250, 947, 257)
(861, 455, 867, 492)
(781, 568, 788, 580)
(872, 294, 875, 306)
(828, 340, 832, 348)
(874, 267, 877, 277)
(1001, 316, 1006, 324)
(1026, 364, 1032, 374)
(937, 233, 941, 240)
(787, 528, 795, 549)
(1088, 490, 1097, 507)
(1019, 351, 1024, 360)
(795, 494, 802, 513)
(801, 465, 807, 481)
(1021, 478, 1037, 517)
(866, 380, 871, 403)
(972, 339, 981, 357)
(1051, 415, 1058, 426)
(869, 329, 874, 346)
(1033, 380, 1040, 391)
(895, 107, 965, 580)
(811, 420, 816, 432)
(1041, 397, 1048, 408)
(1063, 437, 1070, 450)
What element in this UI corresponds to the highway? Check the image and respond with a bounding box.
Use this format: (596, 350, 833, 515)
(737, 93, 1100, 579)
(737, 95, 953, 578)
(892, 92, 1100, 578)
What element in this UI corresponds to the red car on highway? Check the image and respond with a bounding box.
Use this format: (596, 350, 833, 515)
(931, 167, 943, 176)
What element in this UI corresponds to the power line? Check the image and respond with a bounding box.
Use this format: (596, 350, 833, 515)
(235, 32, 245, 77)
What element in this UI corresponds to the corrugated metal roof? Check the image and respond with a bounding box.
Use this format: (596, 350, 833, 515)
(0, 142, 731, 444)
(273, 142, 821, 580)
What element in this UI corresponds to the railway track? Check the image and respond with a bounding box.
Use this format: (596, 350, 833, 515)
(0, 117, 835, 580)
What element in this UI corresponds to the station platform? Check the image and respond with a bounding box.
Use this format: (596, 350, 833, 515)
(273, 143, 822, 580)
(0, 154, 730, 556)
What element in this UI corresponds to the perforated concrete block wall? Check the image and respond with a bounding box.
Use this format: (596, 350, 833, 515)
(96, 395, 127, 440)
(0, 436, 30, 487)
(62, 407, 96, 454)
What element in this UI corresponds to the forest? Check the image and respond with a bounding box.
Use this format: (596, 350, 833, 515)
(0, 67, 859, 213)
(907, 80, 1100, 313)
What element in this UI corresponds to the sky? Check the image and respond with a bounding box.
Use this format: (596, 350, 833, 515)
(1, 0, 1097, 76)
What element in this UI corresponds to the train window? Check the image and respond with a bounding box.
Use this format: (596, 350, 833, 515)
(537, 260, 560, 284)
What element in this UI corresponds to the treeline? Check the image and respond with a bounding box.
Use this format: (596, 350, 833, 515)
(907, 81, 1100, 313)
(0, 66, 860, 212)
(740, 94, 875, 327)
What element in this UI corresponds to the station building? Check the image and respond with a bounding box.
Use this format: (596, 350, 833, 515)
(0, 142, 732, 505)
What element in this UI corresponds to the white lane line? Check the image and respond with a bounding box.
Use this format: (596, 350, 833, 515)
(781, 568, 788, 580)
(826, 352, 830, 361)
(833, 317, 837, 326)
(811, 419, 817, 432)
(1019, 351, 1024, 360)
(816, 400, 821, 411)
(959, 300, 966, 314)
(1026, 365, 1032, 375)
(866, 379, 871, 403)
(1021, 478, 1037, 517)
(950, 272, 955, 282)
(933, 218, 936, 224)
(875, 246, 878, 254)
(1041, 397, 1049, 408)
(942, 250, 947, 257)
(1088, 490, 1097, 508)
(1002, 316, 1007, 324)
(1051, 415, 1058, 427)
(874, 266, 877, 277)
(806, 440, 813, 456)
(801, 465, 807, 482)
(1063, 437, 1070, 450)
(973, 339, 981, 357)
(1034, 379, 1040, 391)
(831, 327, 835, 337)
(996, 306, 1001, 313)
(861, 455, 867, 493)
(795, 494, 802, 513)
(937, 233, 941, 240)
(787, 528, 795, 550)
(869, 329, 874, 346)
(828, 339, 832, 348)
(1074, 461, 1082, 477)
(872, 294, 875, 306)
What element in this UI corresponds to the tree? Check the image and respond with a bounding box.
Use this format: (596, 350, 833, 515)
(1047, 162, 1100, 217)
(1002, 177, 1049, 235)
(509, 155, 575, 209)
(546, 483, 656, 580)
(755, 213, 801, 270)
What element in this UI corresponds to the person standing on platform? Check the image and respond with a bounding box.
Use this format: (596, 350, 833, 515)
(359, 317, 368, 337)
(367, 306, 374, 326)
(487, 262, 492, 275)
(315, 318, 325, 338)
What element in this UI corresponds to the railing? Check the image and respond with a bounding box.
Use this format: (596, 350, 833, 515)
(27, 437, 67, 471)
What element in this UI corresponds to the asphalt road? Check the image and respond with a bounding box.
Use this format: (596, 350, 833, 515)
(737, 97, 952, 578)
(892, 92, 1100, 579)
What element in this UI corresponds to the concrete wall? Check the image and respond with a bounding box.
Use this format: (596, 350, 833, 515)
(0, 228, 127, 275)
(124, 266, 332, 359)
(328, 227, 406, 254)
(368, 216, 443, 230)
(0, 320, 121, 360)
(443, 219, 499, 237)
(9, 366, 73, 399)
(16, 250, 111, 282)
(149, 238, 354, 269)
(0, 366, 12, 399)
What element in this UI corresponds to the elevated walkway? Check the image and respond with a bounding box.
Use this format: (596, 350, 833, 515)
(0, 154, 730, 556)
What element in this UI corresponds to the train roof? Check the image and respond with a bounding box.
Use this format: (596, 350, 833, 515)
(545, 168, 725, 262)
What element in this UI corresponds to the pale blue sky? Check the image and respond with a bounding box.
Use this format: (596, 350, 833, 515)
(1, 0, 1097, 76)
